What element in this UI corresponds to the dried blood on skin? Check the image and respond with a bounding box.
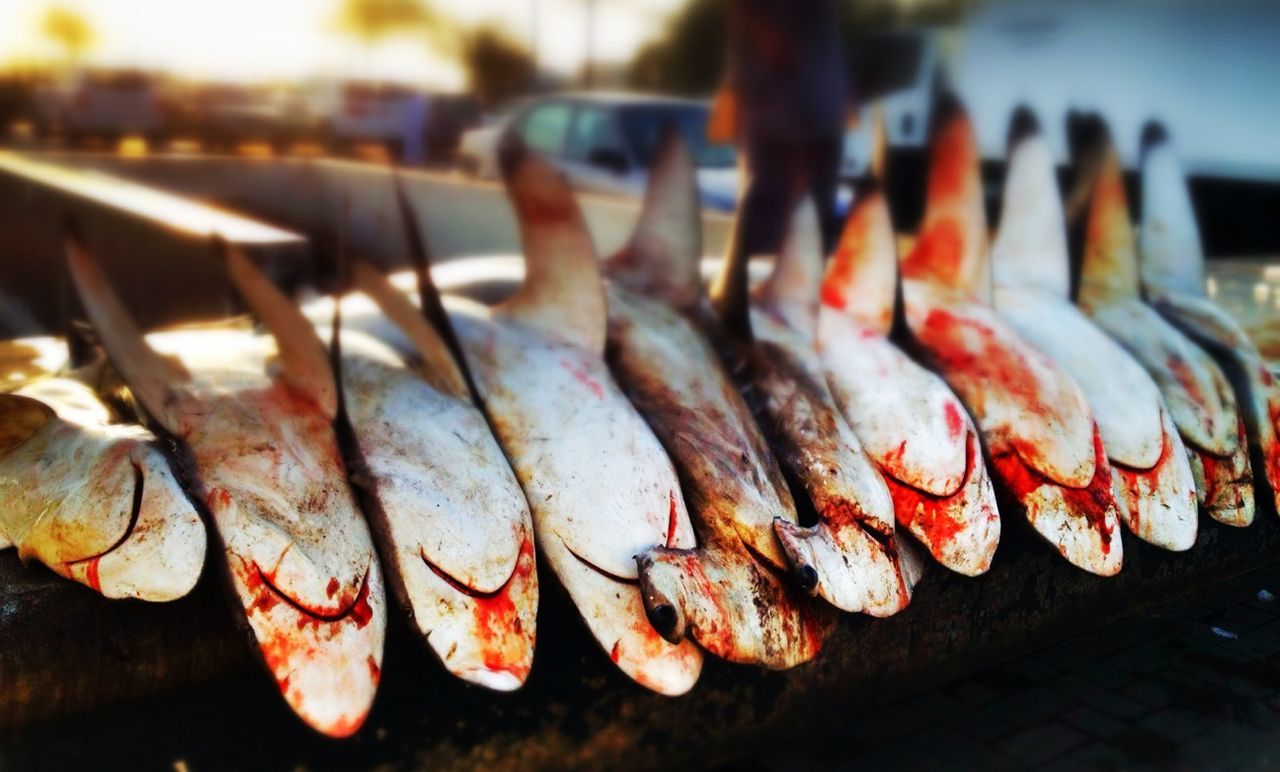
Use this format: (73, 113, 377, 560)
(991, 429, 1115, 554)
(326, 577, 340, 598)
(665, 491, 680, 547)
(885, 433, 978, 548)
(84, 556, 102, 593)
(1167, 356, 1208, 407)
(904, 218, 964, 283)
(944, 402, 965, 438)
(559, 358, 604, 399)
(367, 655, 381, 684)
(470, 535, 535, 681)
(1110, 422, 1174, 529)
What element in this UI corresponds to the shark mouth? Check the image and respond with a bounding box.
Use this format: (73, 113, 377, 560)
(64, 461, 145, 593)
(566, 542, 639, 586)
(252, 562, 373, 624)
(420, 547, 518, 599)
(883, 432, 978, 550)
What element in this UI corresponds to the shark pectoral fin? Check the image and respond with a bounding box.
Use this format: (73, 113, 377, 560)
(0, 394, 55, 456)
(63, 229, 191, 434)
(901, 95, 990, 300)
(755, 197, 823, 341)
(496, 152, 607, 354)
(607, 129, 704, 312)
(350, 260, 469, 398)
(822, 187, 897, 333)
(992, 112, 1072, 299)
(220, 241, 338, 418)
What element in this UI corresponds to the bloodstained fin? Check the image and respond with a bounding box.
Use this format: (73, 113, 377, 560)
(755, 197, 824, 341)
(868, 101, 888, 183)
(350, 260, 469, 398)
(606, 128, 703, 312)
(219, 240, 338, 419)
(0, 393, 55, 456)
(1138, 124, 1205, 299)
(63, 225, 191, 435)
(901, 94, 991, 301)
(992, 109, 1071, 298)
(1077, 141, 1142, 307)
(496, 151, 607, 355)
(822, 185, 897, 334)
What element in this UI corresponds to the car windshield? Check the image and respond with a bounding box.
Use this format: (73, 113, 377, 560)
(618, 104, 735, 169)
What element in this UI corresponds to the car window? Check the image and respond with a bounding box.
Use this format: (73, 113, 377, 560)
(618, 104, 736, 169)
(566, 105, 625, 163)
(519, 102, 572, 157)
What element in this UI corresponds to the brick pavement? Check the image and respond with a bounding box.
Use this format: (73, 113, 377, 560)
(735, 563, 1280, 770)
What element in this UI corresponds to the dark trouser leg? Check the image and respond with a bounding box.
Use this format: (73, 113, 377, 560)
(805, 135, 844, 256)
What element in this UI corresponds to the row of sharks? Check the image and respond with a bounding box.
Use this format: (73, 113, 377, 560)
(0, 96, 1276, 737)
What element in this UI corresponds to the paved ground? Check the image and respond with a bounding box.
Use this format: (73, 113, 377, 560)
(735, 563, 1280, 771)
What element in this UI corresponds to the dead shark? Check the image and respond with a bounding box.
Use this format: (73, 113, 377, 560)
(1137, 122, 1279, 516)
(441, 152, 703, 695)
(1068, 118, 1254, 527)
(603, 134, 828, 667)
(0, 350, 206, 600)
(819, 184, 1001, 574)
(307, 259, 537, 691)
(66, 234, 386, 737)
(710, 188, 921, 613)
(898, 98, 1123, 576)
(991, 111, 1197, 551)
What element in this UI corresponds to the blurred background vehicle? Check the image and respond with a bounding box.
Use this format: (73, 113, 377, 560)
(33, 68, 164, 143)
(311, 80, 479, 164)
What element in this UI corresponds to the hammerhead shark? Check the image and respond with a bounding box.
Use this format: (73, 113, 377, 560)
(67, 234, 386, 737)
(0, 343, 206, 600)
(819, 183, 1001, 575)
(308, 259, 537, 690)
(1137, 123, 1280, 516)
(991, 111, 1198, 551)
(603, 134, 828, 668)
(1068, 117, 1254, 527)
(710, 188, 920, 615)
(441, 151, 703, 695)
(898, 98, 1123, 576)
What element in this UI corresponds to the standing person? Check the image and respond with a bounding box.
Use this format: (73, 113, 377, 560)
(715, 0, 851, 256)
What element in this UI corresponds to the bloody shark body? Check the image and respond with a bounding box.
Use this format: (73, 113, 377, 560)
(67, 237, 386, 737)
(708, 178, 921, 612)
(1138, 125, 1280, 516)
(1070, 125, 1254, 527)
(442, 153, 703, 694)
(990, 114, 1197, 550)
(603, 136, 827, 667)
(819, 186, 1000, 575)
(0, 360, 206, 600)
(307, 261, 537, 690)
(899, 100, 1123, 575)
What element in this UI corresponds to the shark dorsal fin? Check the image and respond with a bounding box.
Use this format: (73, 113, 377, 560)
(496, 152, 606, 354)
(902, 96, 991, 300)
(821, 185, 897, 334)
(350, 260, 469, 398)
(1079, 143, 1141, 306)
(220, 241, 338, 418)
(869, 102, 888, 183)
(756, 197, 823, 338)
(606, 130, 703, 311)
(64, 227, 191, 434)
(0, 393, 55, 457)
(992, 109, 1070, 297)
(1139, 123, 1204, 298)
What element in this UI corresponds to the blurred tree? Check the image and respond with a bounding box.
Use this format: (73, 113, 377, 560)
(40, 6, 95, 68)
(463, 26, 534, 108)
(334, 0, 455, 54)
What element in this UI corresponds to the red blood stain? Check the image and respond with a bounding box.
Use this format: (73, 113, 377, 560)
(991, 429, 1115, 554)
(326, 577, 340, 598)
(84, 556, 102, 593)
(1110, 422, 1175, 529)
(1197, 418, 1251, 512)
(886, 433, 977, 547)
(904, 218, 964, 283)
(1266, 395, 1280, 487)
(367, 655, 381, 684)
(560, 358, 604, 399)
(943, 401, 964, 438)
(665, 491, 680, 547)
(348, 576, 374, 629)
(1167, 356, 1207, 407)
(471, 535, 536, 682)
(610, 641, 622, 663)
(820, 281, 848, 310)
(205, 487, 232, 512)
(325, 713, 365, 739)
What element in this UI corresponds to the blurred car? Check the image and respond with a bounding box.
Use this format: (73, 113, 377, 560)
(312, 81, 478, 164)
(35, 69, 165, 142)
(458, 92, 741, 213)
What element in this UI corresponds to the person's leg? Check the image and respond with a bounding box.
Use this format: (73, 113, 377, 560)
(805, 134, 844, 255)
(740, 137, 796, 256)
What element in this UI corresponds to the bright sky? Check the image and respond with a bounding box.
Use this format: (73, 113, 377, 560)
(0, 0, 685, 87)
